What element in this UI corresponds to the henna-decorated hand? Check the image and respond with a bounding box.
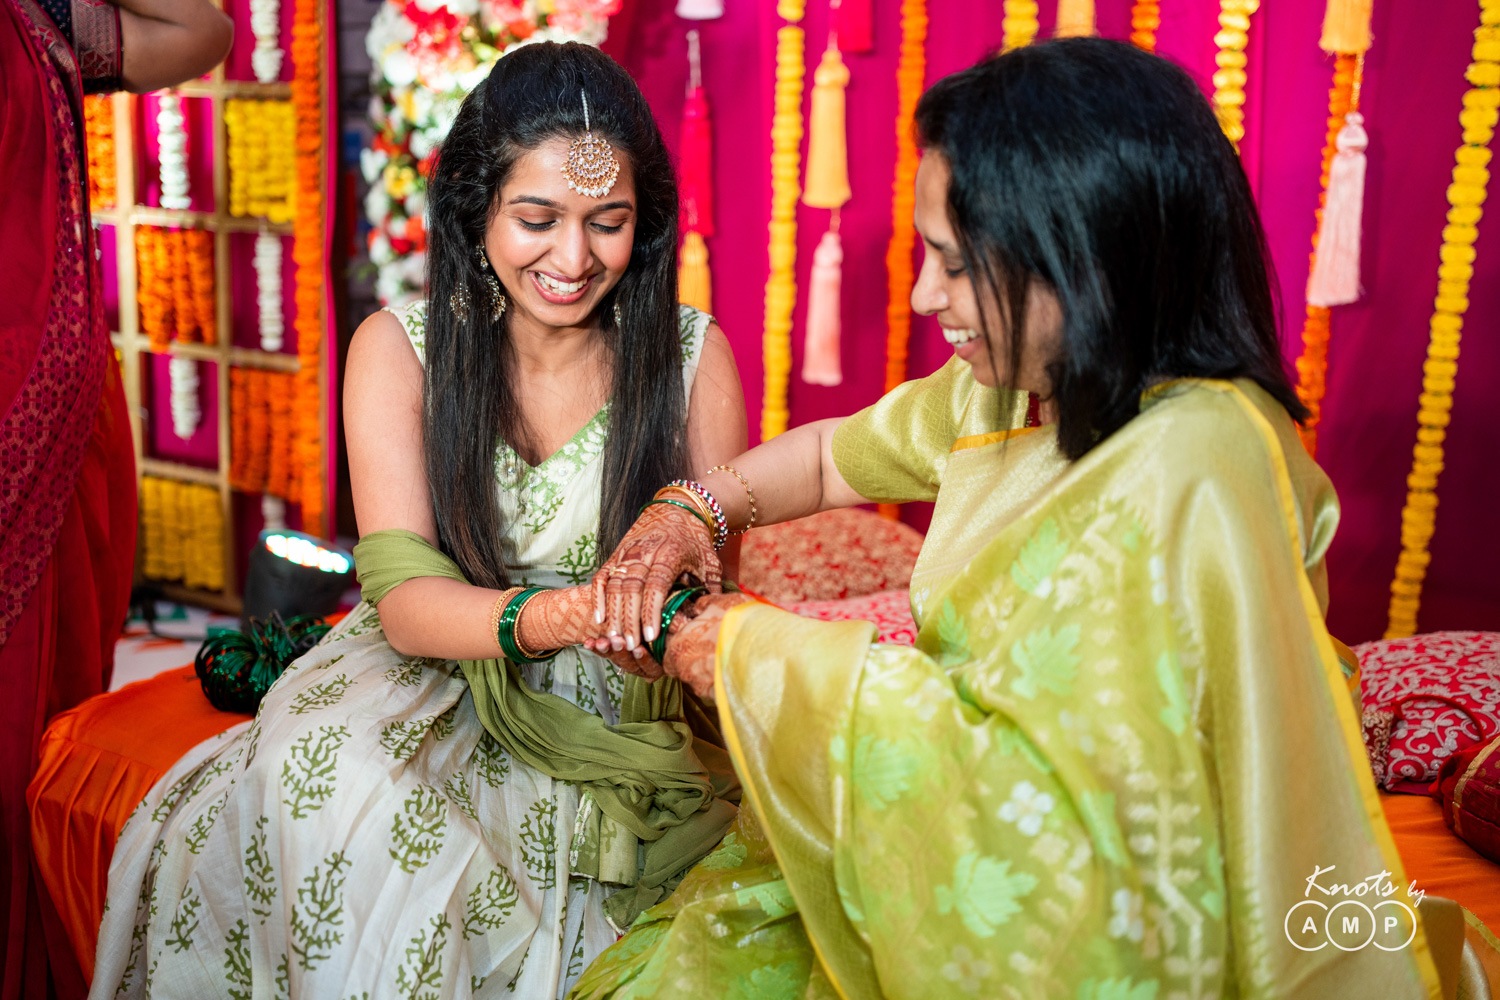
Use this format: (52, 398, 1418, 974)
(519, 586, 666, 681)
(660, 593, 752, 701)
(591, 503, 723, 657)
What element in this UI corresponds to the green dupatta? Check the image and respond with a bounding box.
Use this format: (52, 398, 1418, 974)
(353, 529, 738, 928)
(571, 380, 1444, 999)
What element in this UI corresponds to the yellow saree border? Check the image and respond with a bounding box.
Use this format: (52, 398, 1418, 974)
(1215, 380, 1445, 999)
(949, 424, 1040, 453)
(714, 601, 854, 1000)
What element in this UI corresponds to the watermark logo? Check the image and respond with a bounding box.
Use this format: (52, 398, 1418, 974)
(1284, 866, 1425, 952)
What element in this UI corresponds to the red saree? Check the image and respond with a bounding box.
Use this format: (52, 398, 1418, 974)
(0, 0, 135, 996)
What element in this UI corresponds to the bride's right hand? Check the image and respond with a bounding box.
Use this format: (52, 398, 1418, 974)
(589, 503, 723, 657)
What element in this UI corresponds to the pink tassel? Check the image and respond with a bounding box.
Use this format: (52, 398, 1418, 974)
(679, 33, 714, 236)
(1307, 111, 1368, 307)
(802, 229, 843, 386)
(836, 0, 873, 53)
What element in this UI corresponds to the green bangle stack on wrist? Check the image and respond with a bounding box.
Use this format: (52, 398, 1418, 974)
(648, 586, 707, 664)
(496, 587, 557, 663)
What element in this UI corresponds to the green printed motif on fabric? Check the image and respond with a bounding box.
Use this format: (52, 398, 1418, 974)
(164, 885, 203, 952)
(935, 600, 970, 668)
(389, 784, 448, 873)
(462, 866, 520, 939)
(1079, 791, 1128, 867)
(1011, 517, 1068, 598)
(558, 532, 599, 586)
(244, 815, 277, 923)
(473, 732, 510, 788)
(384, 658, 424, 687)
(735, 879, 795, 919)
(290, 851, 349, 971)
(394, 913, 451, 1000)
(730, 961, 805, 999)
(184, 792, 227, 854)
(1155, 651, 1190, 735)
(932, 852, 1038, 937)
(852, 735, 919, 811)
(288, 674, 352, 715)
(1010, 624, 1082, 699)
(224, 919, 252, 999)
(518, 798, 558, 889)
(442, 770, 478, 821)
(281, 725, 349, 819)
(699, 831, 749, 871)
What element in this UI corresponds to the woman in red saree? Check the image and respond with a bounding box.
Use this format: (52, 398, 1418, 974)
(0, 0, 228, 994)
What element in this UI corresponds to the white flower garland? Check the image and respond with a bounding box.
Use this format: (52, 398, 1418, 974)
(254, 232, 285, 351)
(156, 95, 191, 211)
(250, 0, 284, 83)
(168, 356, 201, 439)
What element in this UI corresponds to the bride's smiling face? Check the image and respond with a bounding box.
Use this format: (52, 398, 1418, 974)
(483, 136, 637, 331)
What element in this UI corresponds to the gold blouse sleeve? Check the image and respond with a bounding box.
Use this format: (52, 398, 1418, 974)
(830, 357, 1024, 503)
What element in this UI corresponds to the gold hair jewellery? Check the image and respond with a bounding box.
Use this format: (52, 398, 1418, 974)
(561, 92, 620, 200)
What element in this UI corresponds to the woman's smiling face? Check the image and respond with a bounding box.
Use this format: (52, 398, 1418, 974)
(910, 150, 1062, 395)
(484, 136, 637, 331)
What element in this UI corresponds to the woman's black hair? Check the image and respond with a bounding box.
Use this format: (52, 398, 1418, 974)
(423, 41, 685, 589)
(914, 37, 1307, 460)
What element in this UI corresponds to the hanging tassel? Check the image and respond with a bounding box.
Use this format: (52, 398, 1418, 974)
(1307, 112, 1368, 307)
(803, 46, 851, 209)
(1055, 0, 1095, 38)
(836, 0, 873, 53)
(679, 230, 713, 313)
(679, 32, 714, 237)
(1320, 0, 1373, 55)
(675, 0, 723, 19)
(802, 40, 851, 387)
(802, 228, 843, 386)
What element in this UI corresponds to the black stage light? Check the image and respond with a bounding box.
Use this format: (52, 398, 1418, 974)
(240, 529, 355, 631)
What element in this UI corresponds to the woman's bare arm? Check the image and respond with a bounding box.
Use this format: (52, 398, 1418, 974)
(116, 0, 233, 93)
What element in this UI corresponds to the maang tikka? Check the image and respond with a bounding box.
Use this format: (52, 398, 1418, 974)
(561, 92, 620, 199)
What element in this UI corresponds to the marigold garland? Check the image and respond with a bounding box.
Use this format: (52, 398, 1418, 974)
(1387, 1, 1499, 638)
(230, 368, 300, 501)
(83, 94, 116, 210)
(1001, 0, 1038, 52)
(291, 0, 327, 535)
(1212, 0, 1260, 148)
(758, 0, 805, 441)
(1295, 53, 1359, 455)
(225, 99, 296, 223)
(135, 226, 215, 349)
(1130, 1, 1160, 52)
(140, 476, 225, 591)
(883, 0, 926, 396)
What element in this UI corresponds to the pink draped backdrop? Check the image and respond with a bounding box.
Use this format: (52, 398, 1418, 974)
(603, 0, 1500, 643)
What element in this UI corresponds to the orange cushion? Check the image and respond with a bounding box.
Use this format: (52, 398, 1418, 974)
(1383, 790, 1500, 935)
(26, 665, 250, 982)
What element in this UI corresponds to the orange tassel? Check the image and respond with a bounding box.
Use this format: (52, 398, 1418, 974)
(803, 45, 851, 209)
(1307, 112, 1369, 307)
(802, 229, 843, 386)
(1055, 0, 1095, 38)
(1320, 0, 1373, 55)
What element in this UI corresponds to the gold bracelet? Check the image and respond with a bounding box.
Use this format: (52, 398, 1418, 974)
(655, 484, 715, 524)
(490, 586, 525, 653)
(706, 464, 757, 534)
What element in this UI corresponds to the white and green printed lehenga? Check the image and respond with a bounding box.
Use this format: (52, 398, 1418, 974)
(89, 305, 714, 999)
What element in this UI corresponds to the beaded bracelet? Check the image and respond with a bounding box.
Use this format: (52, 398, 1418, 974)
(496, 587, 558, 663)
(647, 585, 708, 664)
(663, 479, 728, 549)
(706, 464, 757, 535)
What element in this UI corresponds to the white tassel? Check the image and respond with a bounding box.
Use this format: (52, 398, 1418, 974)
(169, 356, 201, 440)
(1307, 111, 1368, 307)
(801, 230, 843, 386)
(156, 96, 191, 211)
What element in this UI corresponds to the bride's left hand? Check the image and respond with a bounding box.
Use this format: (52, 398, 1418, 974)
(660, 593, 752, 700)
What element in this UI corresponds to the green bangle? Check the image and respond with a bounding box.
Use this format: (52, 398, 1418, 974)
(497, 587, 556, 663)
(649, 586, 707, 664)
(641, 497, 714, 533)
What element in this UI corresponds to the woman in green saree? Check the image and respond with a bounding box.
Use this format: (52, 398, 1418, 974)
(576, 39, 1450, 999)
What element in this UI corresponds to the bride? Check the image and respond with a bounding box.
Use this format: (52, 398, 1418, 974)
(91, 41, 746, 999)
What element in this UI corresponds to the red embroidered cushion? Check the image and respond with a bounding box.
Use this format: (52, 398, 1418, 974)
(1357, 631, 1500, 794)
(786, 589, 919, 646)
(1433, 732, 1500, 865)
(737, 508, 924, 603)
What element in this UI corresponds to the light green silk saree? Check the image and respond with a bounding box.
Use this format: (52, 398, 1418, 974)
(571, 364, 1442, 999)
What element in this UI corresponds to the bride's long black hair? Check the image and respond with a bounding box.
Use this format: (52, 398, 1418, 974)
(915, 38, 1307, 460)
(423, 42, 686, 589)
